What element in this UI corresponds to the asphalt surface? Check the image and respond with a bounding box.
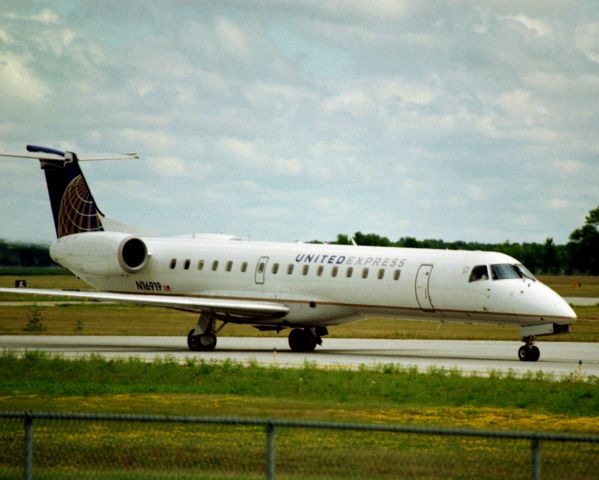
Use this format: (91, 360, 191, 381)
(1, 335, 597, 378)
(563, 297, 599, 306)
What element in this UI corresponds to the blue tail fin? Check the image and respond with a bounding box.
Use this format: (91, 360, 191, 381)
(27, 145, 105, 238)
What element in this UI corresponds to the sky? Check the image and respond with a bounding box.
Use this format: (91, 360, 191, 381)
(0, 1, 598, 246)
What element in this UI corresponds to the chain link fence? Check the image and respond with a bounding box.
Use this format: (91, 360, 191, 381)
(1, 412, 598, 479)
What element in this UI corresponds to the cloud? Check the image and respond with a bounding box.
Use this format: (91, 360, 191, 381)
(502, 15, 553, 37)
(0, 29, 13, 44)
(495, 89, 548, 126)
(217, 137, 302, 176)
(466, 185, 488, 201)
(0, 53, 51, 104)
(147, 156, 188, 177)
(2, 8, 60, 25)
(552, 159, 584, 174)
(575, 23, 599, 64)
(215, 19, 250, 58)
(243, 82, 313, 109)
(546, 198, 573, 209)
(0, 1, 597, 245)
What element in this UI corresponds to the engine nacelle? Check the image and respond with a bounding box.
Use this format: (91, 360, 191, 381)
(50, 232, 149, 276)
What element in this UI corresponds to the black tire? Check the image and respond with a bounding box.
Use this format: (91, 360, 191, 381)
(518, 345, 529, 362)
(188, 329, 201, 351)
(187, 329, 217, 352)
(530, 346, 540, 362)
(288, 328, 317, 352)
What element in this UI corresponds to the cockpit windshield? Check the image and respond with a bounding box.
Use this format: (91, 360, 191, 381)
(514, 264, 536, 281)
(491, 264, 536, 281)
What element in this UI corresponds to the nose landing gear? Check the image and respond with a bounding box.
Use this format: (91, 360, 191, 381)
(518, 336, 540, 362)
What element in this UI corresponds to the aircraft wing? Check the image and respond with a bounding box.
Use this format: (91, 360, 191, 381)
(0, 288, 289, 321)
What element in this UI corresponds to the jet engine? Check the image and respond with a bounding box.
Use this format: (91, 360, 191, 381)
(50, 231, 149, 276)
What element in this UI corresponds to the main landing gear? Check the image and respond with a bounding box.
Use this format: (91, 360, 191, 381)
(187, 316, 328, 353)
(187, 314, 223, 352)
(518, 336, 540, 362)
(288, 327, 327, 352)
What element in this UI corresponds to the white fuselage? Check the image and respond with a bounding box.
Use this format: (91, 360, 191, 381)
(51, 234, 576, 329)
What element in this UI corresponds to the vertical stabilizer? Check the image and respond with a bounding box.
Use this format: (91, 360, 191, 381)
(27, 145, 105, 238)
(0, 145, 148, 238)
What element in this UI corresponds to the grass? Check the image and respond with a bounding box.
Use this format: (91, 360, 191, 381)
(538, 274, 599, 298)
(1, 351, 598, 419)
(1, 302, 598, 340)
(0, 353, 598, 479)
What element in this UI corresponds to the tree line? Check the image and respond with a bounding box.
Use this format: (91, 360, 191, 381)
(326, 204, 599, 275)
(0, 240, 54, 269)
(1, 205, 597, 275)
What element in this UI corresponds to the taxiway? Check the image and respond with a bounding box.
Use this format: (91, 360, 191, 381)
(1, 335, 597, 378)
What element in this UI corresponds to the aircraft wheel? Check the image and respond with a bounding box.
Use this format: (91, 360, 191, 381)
(518, 345, 540, 362)
(187, 329, 217, 352)
(518, 345, 528, 361)
(288, 328, 317, 352)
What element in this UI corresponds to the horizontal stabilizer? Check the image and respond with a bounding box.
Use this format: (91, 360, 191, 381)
(0, 145, 139, 162)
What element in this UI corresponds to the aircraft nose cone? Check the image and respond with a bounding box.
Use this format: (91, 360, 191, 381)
(555, 295, 577, 321)
(521, 282, 577, 323)
(544, 286, 577, 322)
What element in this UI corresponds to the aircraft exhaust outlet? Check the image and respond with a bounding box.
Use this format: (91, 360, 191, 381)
(50, 232, 149, 276)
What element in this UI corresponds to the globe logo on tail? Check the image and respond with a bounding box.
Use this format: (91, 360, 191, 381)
(57, 175, 103, 237)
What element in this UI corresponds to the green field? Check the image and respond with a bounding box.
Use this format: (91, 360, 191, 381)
(0, 353, 598, 479)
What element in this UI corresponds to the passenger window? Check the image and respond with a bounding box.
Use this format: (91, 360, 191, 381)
(241, 262, 248, 273)
(287, 264, 294, 275)
(331, 266, 338, 277)
(317, 265, 324, 277)
(257, 262, 265, 274)
(393, 269, 401, 281)
(469, 265, 489, 282)
(272, 263, 279, 274)
(346, 267, 353, 278)
(212, 260, 219, 271)
(362, 268, 369, 279)
(378, 268, 385, 280)
(302, 265, 309, 276)
(170, 259, 177, 269)
(198, 260, 205, 271)
(184, 259, 190, 270)
(226, 261, 233, 272)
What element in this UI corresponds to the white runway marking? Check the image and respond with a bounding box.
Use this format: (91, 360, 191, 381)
(1, 335, 597, 378)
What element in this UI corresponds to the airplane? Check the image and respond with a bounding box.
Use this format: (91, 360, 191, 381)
(0, 145, 576, 361)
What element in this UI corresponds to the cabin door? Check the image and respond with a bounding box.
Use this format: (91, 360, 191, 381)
(255, 256, 269, 285)
(415, 264, 435, 312)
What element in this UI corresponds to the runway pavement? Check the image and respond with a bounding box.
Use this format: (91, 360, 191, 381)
(1, 335, 597, 378)
(563, 297, 599, 306)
